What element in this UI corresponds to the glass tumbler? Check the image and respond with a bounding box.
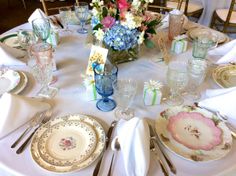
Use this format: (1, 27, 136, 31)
(166, 61, 188, 106)
(168, 11, 184, 40)
(28, 43, 58, 98)
(186, 59, 207, 100)
(113, 79, 137, 120)
(94, 64, 118, 112)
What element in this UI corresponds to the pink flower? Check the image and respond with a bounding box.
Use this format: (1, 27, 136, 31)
(101, 16, 116, 29)
(117, 0, 130, 11)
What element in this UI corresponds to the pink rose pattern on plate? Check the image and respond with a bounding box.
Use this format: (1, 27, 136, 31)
(59, 137, 76, 151)
(167, 112, 222, 151)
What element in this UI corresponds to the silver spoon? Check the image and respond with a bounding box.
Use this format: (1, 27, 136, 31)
(107, 137, 120, 176)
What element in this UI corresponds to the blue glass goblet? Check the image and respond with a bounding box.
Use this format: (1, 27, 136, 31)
(94, 64, 118, 112)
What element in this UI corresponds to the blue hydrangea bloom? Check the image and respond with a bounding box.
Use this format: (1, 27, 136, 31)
(103, 24, 139, 51)
(91, 16, 100, 28)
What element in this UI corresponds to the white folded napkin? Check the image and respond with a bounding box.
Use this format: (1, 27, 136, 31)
(0, 93, 51, 139)
(208, 39, 236, 64)
(115, 117, 150, 176)
(199, 87, 236, 120)
(28, 8, 47, 24)
(0, 43, 26, 66)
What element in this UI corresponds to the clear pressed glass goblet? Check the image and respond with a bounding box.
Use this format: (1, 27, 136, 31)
(74, 2, 89, 34)
(32, 18, 51, 43)
(94, 64, 118, 112)
(113, 79, 137, 120)
(28, 43, 58, 98)
(166, 61, 188, 106)
(185, 59, 207, 100)
(59, 7, 72, 32)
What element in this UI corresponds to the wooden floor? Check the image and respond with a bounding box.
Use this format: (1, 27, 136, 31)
(0, 0, 76, 34)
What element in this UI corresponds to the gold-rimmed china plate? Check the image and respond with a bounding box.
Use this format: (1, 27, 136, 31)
(155, 106, 232, 162)
(212, 64, 236, 88)
(0, 69, 20, 94)
(31, 114, 106, 173)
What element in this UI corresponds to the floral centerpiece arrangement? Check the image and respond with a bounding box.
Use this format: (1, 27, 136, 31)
(90, 0, 161, 64)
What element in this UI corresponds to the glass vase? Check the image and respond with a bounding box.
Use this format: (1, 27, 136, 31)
(108, 45, 140, 64)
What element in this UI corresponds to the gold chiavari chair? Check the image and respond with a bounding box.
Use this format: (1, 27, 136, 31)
(210, 0, 236, 33)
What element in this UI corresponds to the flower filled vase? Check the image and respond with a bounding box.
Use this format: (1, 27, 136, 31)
(108, 43, 140, 64)
(90, 0, 161, 64)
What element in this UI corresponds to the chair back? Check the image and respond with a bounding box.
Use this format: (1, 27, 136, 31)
(225, 0, 236, 24)
(41, 0, 75, 16)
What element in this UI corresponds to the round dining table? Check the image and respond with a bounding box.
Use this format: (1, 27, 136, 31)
(0, 22, 236, 176)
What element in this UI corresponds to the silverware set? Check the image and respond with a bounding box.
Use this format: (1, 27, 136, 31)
(11, 109, 52, 154)
(93, 120, 118, 176)
(149, 124, 177, 176)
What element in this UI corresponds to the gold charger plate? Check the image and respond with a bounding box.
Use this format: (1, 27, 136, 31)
(155, 105, 232, 162)
(187, 28, 229, 44)
(212, 64, 236, 88)
(31, 114, 106, 173)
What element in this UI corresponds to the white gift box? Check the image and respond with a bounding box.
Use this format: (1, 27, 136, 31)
(83, 76, 100, 101)
(171, 35, 188, 54)
(143, 80, 163, 106)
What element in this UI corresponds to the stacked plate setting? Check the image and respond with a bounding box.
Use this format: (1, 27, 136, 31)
(31, 114, 106, 173)
(0, 69, 28, 95)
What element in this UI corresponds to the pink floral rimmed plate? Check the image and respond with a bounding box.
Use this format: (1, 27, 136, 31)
(31, 114, 106, 173)
(155, 105, 232, 162)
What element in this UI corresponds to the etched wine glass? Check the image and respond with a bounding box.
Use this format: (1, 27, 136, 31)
(94, 64, 118, 112)
(74, 2, 89, 34)
(32, 18, 51, 43)
(28, 43, 58, 98)
(113, 79, 137, 120)
(59, 7, 72, 32)
(166, 61, 188, 106)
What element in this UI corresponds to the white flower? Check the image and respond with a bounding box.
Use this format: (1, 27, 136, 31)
(132, 0, 141, 10)
(138, 31, 145, 44)
(94, 28, 105, 41)
(92, 0, 99, 3)
(92, 8, 99, 17)
(98, 0, 104, 6)
(121, 12, 142, 29)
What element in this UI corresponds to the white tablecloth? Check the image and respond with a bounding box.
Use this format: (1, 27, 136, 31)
(0, 23, 236, 176)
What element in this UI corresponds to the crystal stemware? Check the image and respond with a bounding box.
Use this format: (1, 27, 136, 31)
(113, 79, 137, 120)
(32, 18, 51, 43)
(59, 7, 72, 32)
(28, 43, 58, 98)
(74, 2, 89, 34)
(166, 61, 188, 106)
(94, 64, 118, 112)
(185, 59, 207, 100)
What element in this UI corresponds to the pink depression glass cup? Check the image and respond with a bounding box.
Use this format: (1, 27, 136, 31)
(168, 10, 184, 40)
(28, 43, 58, 98)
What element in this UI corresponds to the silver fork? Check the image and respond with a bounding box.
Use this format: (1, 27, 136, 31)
(16, 109, 52, 154)
(11, 112, 42, 148)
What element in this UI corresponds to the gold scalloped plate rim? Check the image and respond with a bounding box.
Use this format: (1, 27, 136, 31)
(212, 64, 236, 88)
(30, 114, 106, 173)
(155, 105, 232, 162)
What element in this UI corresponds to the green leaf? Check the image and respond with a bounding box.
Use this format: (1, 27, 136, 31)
(102, 7, 108, 17)
(146, 28, 156, 34)
(147, 20, 160, 27)
(93, 23, 103, 30)
(144, 39, 155, 48)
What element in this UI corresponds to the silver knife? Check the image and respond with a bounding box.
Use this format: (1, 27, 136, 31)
(93, 120, 117, 176)
(149, 124, 177, 175)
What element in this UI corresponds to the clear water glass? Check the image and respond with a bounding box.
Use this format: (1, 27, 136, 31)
(94, 64, 118, 112)
(28, 43, 58, 98)
(32, 18, 51, 43)
(59, 7, 72, 32)
(185, 59, 207, 100)
(166, 61, 188, 106)
(113, 79, 137, 120)
(74, 2, 89, 34)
